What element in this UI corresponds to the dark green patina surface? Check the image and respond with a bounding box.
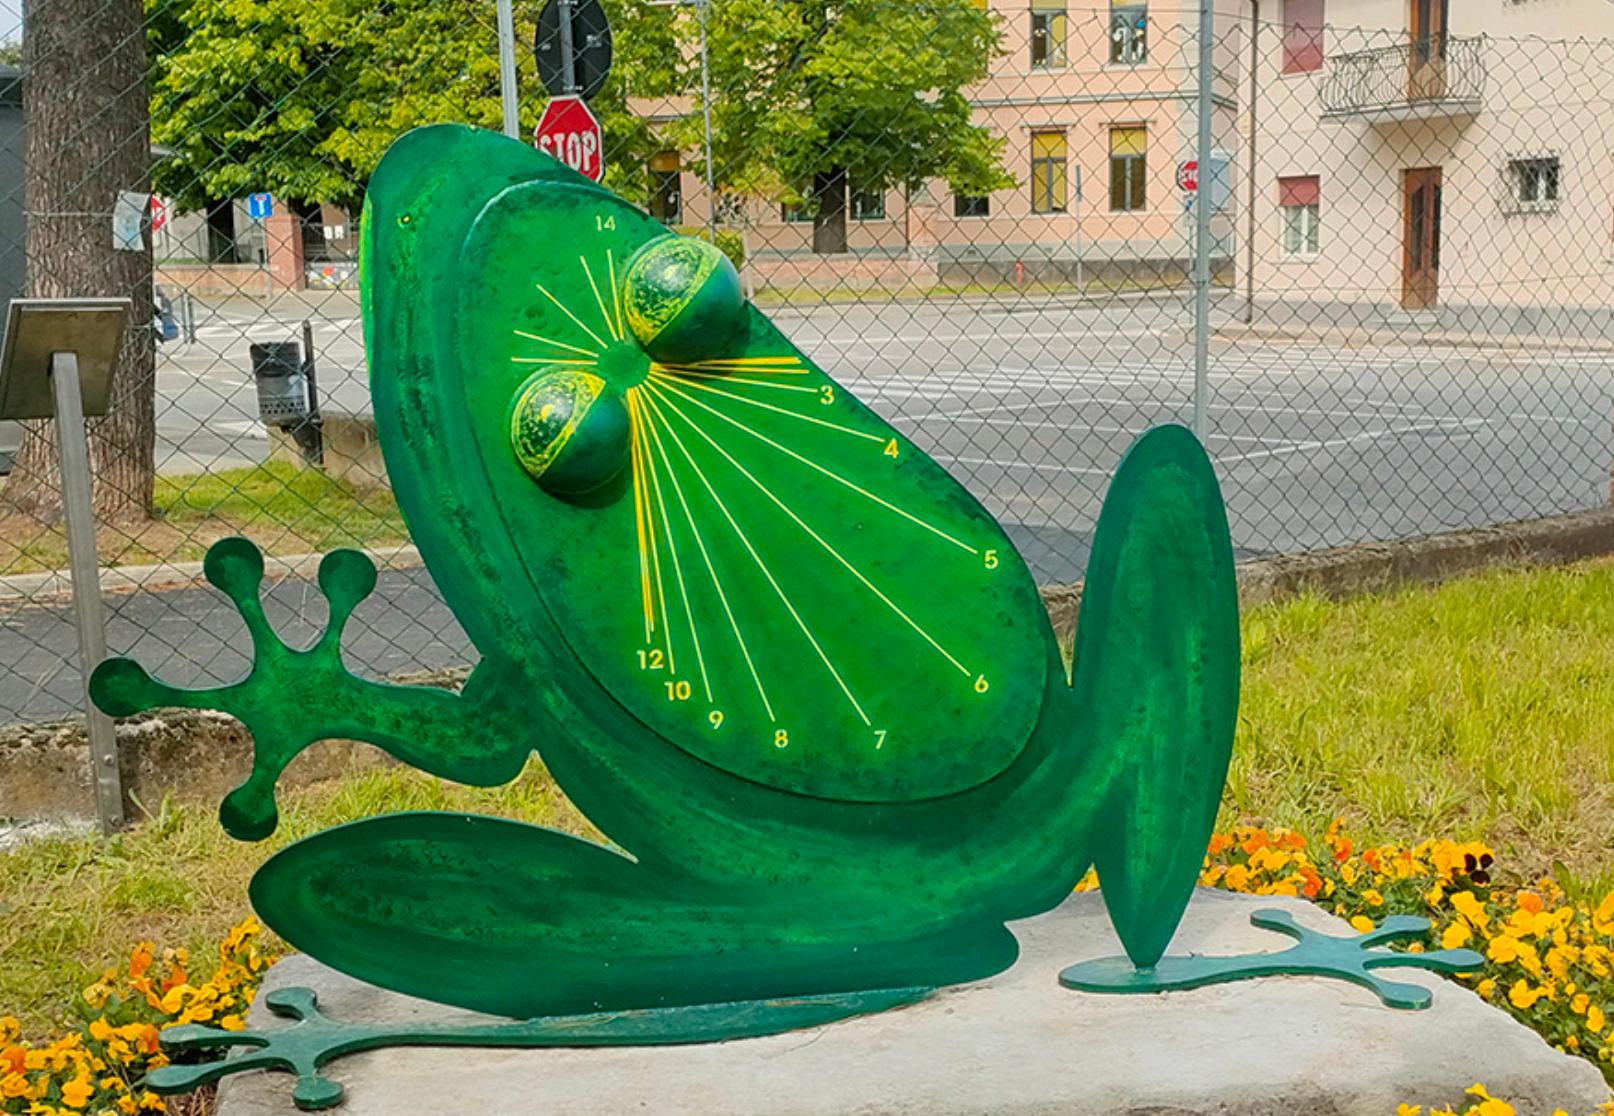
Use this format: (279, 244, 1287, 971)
(90, 126, 1476, 1109)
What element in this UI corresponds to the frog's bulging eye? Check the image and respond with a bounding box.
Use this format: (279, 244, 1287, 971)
(621, 234, 745, 364)
(509, 368, 630, 498)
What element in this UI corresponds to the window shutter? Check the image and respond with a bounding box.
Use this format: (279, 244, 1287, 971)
(1278, 175, 1320, 207)
(1110, 127, 1147, 156)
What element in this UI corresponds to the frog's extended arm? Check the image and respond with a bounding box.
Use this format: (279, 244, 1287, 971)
(89, 538, 535, 840)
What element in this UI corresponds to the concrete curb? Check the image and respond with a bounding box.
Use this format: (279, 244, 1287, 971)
(0, 543, 424, 606)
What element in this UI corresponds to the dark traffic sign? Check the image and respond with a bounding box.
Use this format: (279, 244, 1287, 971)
(535, 0, 612, 102)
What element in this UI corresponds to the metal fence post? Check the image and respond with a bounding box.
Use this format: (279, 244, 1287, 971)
(1191, 0, 1215, 441)
(50, 352, 125, 832)
(497, 0, 520, 139)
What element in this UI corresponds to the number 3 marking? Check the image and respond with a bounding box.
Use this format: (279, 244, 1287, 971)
(819, 385, 835, 405)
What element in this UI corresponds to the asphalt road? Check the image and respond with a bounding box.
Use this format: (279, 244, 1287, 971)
(4, 288, 1610, 723)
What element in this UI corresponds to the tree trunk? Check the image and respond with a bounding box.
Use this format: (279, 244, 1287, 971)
(811, 167, 848, 255)
(4, 0, 156, 525)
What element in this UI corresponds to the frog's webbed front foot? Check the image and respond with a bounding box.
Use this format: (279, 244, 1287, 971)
(90, 538, 534, 840)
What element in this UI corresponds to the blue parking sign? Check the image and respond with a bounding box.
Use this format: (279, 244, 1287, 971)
(248, 192, 274, 220)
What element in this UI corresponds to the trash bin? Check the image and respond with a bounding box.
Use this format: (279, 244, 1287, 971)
(250, 341, 307, 427)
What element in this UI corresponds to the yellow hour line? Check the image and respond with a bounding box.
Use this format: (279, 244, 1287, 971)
(627, 393, 654, 643)
(637, 395, 705, 697)
(688, 357, 807, 370)
(633, 395, 677, 677)
(534, 281, 610, 350)
(642, 386, 870, 727)
(647, 383, 972, 678)
(641, 389, 773, 721)
(654, 369, 817, 392)
(512, 330, 598, 358)
(579, 255, 621, 343)
(651, 377, 979, 556)
(651, 372, 884, 444)
(512, 357, 598, 365)
(607, 250, 626, 341)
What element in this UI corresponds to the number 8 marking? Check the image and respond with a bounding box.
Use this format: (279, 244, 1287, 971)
(774, 729, 790, 748)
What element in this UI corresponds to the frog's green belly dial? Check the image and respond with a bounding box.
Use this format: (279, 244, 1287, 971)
(458, 184, 1048, 803)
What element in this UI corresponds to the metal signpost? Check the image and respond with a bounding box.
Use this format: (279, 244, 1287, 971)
(249, 192, 274, 299)
(1190, 0, 1215, 442)
(0, 298, 132, 832)
(530, 0, 612, 182)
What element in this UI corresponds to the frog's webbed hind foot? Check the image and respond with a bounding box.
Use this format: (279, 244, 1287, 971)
(90, 538, 531, 840)
(149, 984, 929, 1111)
(1059, 908, 1483, 1010)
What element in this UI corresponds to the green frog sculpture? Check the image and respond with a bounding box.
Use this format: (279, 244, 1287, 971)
(90, 126, 1480, 1111)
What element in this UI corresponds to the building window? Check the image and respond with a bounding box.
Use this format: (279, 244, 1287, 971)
(1278, 175, 1320, 255)
(954, 194, 991, 218)
(1108, 126, 1147, 212)
(1031, 1, 1068, 68)
(851, 186, 886, 221)
(1110, 3, 1147, 65)
(648, 152, 681, 225)
(782, 194, 814, 223)
(1281, 0, 1324, 74)
(1507, 156, 1559, 211)
(1031, 132, 1068, 214)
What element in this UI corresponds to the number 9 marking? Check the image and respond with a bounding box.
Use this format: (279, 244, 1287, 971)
(709, 710, 725, 730)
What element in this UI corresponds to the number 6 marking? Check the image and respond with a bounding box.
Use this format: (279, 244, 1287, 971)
(974, 675, 990, 694)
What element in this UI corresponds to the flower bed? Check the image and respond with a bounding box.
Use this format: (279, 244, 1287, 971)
(5, 822, 1614, 1113)
(1, 921, 271, 1115)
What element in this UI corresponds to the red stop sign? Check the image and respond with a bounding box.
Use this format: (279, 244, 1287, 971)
(1177, 160, 1199, 192)
(535, 95, 604, 182)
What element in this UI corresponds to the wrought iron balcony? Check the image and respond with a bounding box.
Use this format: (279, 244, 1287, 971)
(1321, 36, 1486, 122)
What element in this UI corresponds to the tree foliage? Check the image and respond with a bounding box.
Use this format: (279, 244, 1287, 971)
(145, 0, 1008, 244)
(147, 0, 677, 212)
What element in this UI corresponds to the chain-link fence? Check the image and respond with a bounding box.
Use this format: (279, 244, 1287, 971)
(2, 1, 1613, 737)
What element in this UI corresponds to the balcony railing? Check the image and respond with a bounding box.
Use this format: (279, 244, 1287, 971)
(1321, 35, 1486, 120)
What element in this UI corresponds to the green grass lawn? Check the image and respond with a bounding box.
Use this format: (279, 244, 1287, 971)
(4, 559, 1614, 1036)
(0, 462, 410, 576)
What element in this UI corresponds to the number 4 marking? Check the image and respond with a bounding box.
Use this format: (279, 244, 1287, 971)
(883, 439, 899, 458)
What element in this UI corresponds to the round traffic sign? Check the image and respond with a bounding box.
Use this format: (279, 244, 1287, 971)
(535, 95, 604, 182)
(1177, 161, 1199, 192)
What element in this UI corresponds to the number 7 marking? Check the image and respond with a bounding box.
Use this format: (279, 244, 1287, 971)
(874, 729, 888, 750)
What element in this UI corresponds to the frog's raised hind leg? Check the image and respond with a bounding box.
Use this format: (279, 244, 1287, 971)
(247, 810, 1015, 1020)
(1059, 426, 1481, 1008)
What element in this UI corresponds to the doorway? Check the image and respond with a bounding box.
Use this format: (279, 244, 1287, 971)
(1402, 167, 1442, 310)
(1407, 0, 1449, 101)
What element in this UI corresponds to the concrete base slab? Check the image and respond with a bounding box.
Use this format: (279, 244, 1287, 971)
(217, 889, 1611, 1116)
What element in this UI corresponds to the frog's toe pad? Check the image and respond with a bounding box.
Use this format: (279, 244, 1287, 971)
(1059, 909, 1483, 1011)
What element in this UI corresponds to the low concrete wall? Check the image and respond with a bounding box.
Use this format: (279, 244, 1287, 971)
(7, 507, 1614, 825)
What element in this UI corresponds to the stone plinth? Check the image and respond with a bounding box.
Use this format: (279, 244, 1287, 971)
(217, 890, 1611, 1116)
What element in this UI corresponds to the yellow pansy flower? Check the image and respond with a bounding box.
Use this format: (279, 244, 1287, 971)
(1442, 922, 1472, 950)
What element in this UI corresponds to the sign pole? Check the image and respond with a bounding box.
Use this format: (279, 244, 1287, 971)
(49, 351, 125, 832)
(1190, 0, 1215, 442)
(697, 0, 716, 243)
(558, 0, 578, 94)
(497, 0, 520, 139)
